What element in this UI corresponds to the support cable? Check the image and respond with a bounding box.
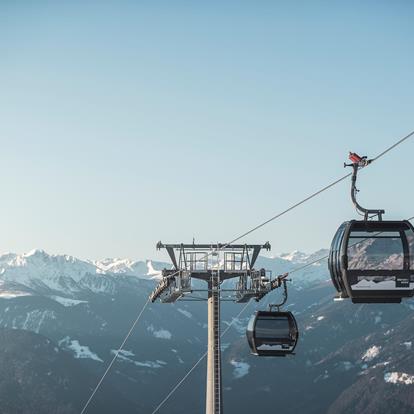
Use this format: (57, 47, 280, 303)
(372, 130, 414, 161)
(150, 255, 327, 413)
(150, 302, 251, 414)
(81, 130, 414, 412)
(150, 216, 414, 413)
(223, 130, 414, 247)
(158, 129, 414, 283)
(80, 299, 150, 414)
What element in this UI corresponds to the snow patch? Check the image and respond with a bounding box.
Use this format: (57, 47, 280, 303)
(153, 329, 172, 339)
(223, 317, 245, 335)
(111, 350, 165, 368)
(0, 290, 31, 299)
(135, 360, 166, 369)
(112, 349, 135, 358)
(372, 361, 391, 369)
(384, 372, 414, 385)
(147, 325, 172, 339)
(146, 261, 162, 279)
(110, 350, 165, 368)
(50, 296, 88, 307)
(230, 360, 250, 379)
(362, 346, 381, 362)
(0, 280, 31, 299)
(19, 310, 56, 333)
(94, 258, 162, 280)
(277, 251, 309, 263)
(59, 337, 103, 362)
(177, 308, 192, 319)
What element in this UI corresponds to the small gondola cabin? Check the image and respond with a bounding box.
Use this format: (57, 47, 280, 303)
(246, 311, 298, 356)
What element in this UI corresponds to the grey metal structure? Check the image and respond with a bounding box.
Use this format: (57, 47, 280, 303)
(345, 154, 385, 220)
(149, 241, 279, 414)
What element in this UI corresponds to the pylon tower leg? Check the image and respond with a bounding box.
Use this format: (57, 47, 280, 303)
(206, 270, 222, 414)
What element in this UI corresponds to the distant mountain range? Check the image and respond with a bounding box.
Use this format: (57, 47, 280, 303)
(0, 249, 164, 294)
(0, 248, 413, 413)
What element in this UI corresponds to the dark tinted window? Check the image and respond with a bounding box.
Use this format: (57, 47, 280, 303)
(348, 231, 403, 270)
(255, 316, 290, 339)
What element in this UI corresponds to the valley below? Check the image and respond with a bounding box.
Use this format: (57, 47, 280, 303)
(0, 249, 413, 413)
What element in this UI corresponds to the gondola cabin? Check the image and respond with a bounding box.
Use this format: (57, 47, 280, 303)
(246, 311, 298, 356)
(329, 220, 414, 303)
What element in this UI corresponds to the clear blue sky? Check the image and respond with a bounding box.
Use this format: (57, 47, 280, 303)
(1, 1, 413, 260)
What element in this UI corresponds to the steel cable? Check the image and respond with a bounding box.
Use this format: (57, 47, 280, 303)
(149, 214, 414, 413)
(150, 302, 251, 414)
(80, 130, 413, 413)
(80, 299, 150, 414)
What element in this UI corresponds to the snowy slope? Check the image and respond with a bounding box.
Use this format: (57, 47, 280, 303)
(0, 248, 328, 298)
(1, 247, 413, 413)
(94, 257, 162, 279)
(0, 249, 164, 295)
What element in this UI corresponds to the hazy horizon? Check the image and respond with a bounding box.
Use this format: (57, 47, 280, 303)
(0, 245, 330, 264)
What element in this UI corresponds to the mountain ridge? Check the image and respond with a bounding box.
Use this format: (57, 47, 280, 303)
(2, 247, 412, 413)
(0, 248, 329, 298)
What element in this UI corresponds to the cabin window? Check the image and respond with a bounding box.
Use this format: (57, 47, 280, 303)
(255, 317, 291, 339)
(348, 231, 404, 270)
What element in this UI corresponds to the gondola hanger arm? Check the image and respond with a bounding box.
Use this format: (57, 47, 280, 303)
(269, 278, 290, 311)
(344, 151, 384, 221)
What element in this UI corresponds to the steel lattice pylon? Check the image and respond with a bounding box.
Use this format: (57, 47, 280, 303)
(149, 242, 277, 414)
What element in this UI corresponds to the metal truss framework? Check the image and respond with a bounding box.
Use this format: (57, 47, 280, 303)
(149, 241, 285, 414)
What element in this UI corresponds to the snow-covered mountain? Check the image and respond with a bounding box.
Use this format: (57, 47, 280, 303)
(0, 247, 413, 413)
(0, 248, 329, 298)
(275, 250, 311, 263)
(257, 248, 330, 288)
(0, 249, 164, 296)
(271, 249, 329, 265)
(93, 257, 163, 278)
